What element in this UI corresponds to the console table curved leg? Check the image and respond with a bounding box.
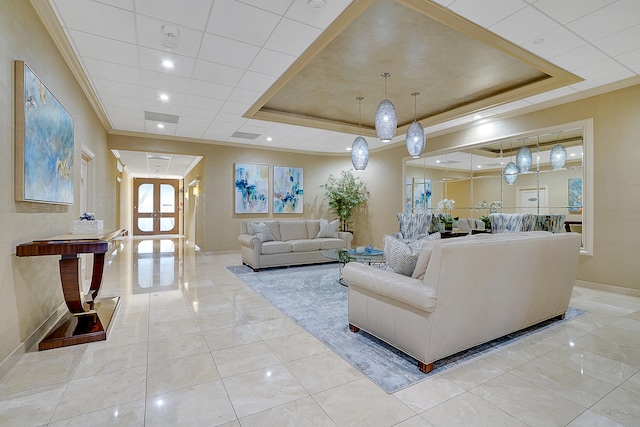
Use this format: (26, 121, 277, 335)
(59, 255, 86, 314)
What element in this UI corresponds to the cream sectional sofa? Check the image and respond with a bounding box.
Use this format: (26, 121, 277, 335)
(238, 219, 353, 271)
(343, 231, 582, 373)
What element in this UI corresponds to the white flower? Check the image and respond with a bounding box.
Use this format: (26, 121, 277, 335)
(438, 199, 455, 211)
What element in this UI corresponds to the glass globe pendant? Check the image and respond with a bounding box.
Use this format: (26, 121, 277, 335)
(375, 73, 397, 143)
(516, 145, 532, 172)
(503, 161, 519, 185)
(550, 144, 566, 170)
(406, 92, 425, 158)
(351, 96, 369, 170)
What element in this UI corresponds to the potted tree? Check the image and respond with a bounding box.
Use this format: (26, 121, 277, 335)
(322, 170, 369, 232)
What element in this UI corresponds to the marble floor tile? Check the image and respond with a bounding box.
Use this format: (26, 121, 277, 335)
(0, 352, 83, 396)
(250, 316, 305, 340)
(591, 387, 640, 426)
(145, 380, 236, 426)
(286, 351, 363, 394)
(196, 310, 248, 331)
(420, 391, 527, 427)
(212, 341, 281, 378)
(591, 317, 640, 348)
(395, 416, 435, 427)
(48, 399, 146, 426)
(620, 371, 640, 393)
(238, 396, 335, 427)
(470, 372, 586, 427)
(50, 365, 147, 422)
(313, 378, 415, 426)
(236, 305, 286, 324)
(146, 352, 220, 397)
(202, 324, 262, 351)
(223, 364, 308, 418)
(394, 375, 466, 413)
(72, 341, 148, 380)
(566, 409, 625, 427)
(440, 356, 506, 390)
(147, 332, 209, 364)
(265, 331, 329, 363)
(571, 334, 640, 369)
(148, 315, 201, 340)
(0, 384, 65, 426)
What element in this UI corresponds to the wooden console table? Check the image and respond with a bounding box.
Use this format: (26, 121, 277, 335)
(16, 229, 127, 350)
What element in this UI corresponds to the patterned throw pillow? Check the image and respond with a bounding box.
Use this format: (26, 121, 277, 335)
(317, 218, 339, 238)
(384, 234, 429, 276)
(250, 222, 275, 242)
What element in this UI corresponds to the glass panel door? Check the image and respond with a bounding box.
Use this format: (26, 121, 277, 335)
(133, 178, 179, 235)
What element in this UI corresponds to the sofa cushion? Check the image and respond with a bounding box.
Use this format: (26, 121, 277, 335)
(261, 241, 292, 255)
(411, 232, 443, 280)
(306, 220, 321, 239)
(279, 220, 309, 241)
(318, 238, 346, 250)
(289, 239, 322, 252)
(317, 218, 339, 238)
(250, 222, 275, 242)
(384, 235, 429, 276)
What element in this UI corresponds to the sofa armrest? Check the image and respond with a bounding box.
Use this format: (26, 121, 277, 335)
(238, 233, 261, 249)
(337, 231, 353, 249)
(343, 263, 436, 313)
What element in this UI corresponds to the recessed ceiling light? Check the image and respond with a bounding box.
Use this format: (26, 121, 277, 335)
(266, 137, 272, 142)
(474, 114, 482, 120)
(477, 165, 482, 168)
(157, 123, 165, 129)
(346, 147, 352, 151)
(532, 38, 545, 45)
(436, 160, 441, 163)
(161, 59, 175, 69)
(160, 93, 169, 101)
(308, 0, 326, 9)
(570, 153, 576, 157)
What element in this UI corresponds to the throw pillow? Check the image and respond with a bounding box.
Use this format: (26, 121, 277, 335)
(317, 218, 339, 238)
(384, 235, 428, 277)
(411, 232, 442, 280)
(250, 222, 275, 242)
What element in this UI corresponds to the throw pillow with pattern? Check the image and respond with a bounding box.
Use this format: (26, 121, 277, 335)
(250, 221, 275, 242)
(317, 218, 339, 238)
(384, 234, 429, 276)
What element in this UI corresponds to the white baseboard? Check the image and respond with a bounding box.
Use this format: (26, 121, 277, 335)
(204, 250, 241, 256)
(0, 303, 68, 380)
(575, 280, 640, 298)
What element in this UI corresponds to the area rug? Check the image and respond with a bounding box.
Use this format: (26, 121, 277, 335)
(227, 263, 587, 393)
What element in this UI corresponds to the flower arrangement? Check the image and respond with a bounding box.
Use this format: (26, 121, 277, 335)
(437, 199, 458, 230)
(474, 200, 502, 229)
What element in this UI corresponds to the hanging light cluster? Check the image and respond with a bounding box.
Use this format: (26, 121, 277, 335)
(503, 139, 518, 185)
(550, 139, 567, 170)
(351, 96, 369, 170)
(406, 92, 425, 158)
(516, 140, 532, 173)
(375, 73, 397, 143)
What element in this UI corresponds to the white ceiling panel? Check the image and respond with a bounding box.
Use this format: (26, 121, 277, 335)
(139, 70, 190, 93)
(138, 47, 196, 77)
(213, 112, 247, 126)
(617, 49, 640, 73)
(134, 0, 213, 31)
(141, 87, 186, 106)
(521, 27, 586, 59)
(82, 58, 141, 85)
(207, 0, 281, 46)
(593, 24, 640, 57)
(53, 0, 136, 42)
(93, 78, 143, 98)
(248, 48, 297, 77)
(567, 0, 640, 42)
(145, 121, 177, 135)
(135, 14, 204, 58)
(95, 0, 133, 10)
(219, 101, 252, 115)
(181, 95, 224, 113)
(532, 0, 616, 25)
(549, 44, 610, 72)
(265, 18, 322, 56)
(199, 33, 261, 69)
(227, 87, 262, 105)
(106, 105, 145, 120)
(237, 71, 277, 92)
(187, 80, 234, 101)
(192, 60, 244, 86)
(285, 0, 352, 30)
(110, 116, 145, 132)
(489, 6, 559, 45)
(66, 29, 138, 66)
(449, 0, 527, 28)
(100, 93, 143, 110)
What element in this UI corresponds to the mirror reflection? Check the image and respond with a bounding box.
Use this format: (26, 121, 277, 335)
(405, 127, 585, 244)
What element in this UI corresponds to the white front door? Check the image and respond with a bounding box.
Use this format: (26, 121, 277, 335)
(518, 187, 548, 214)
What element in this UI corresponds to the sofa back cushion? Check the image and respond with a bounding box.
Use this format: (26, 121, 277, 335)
(279, 220, 309, 241)
(250, 222, 276, 242)
(306, 220, 321, 239)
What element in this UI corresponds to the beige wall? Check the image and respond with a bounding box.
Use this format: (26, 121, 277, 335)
(1, 0, 116, 367)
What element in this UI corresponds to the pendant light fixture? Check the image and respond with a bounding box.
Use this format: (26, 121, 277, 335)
(550, 133, 566, 170)
(516, 139, 532, 172)
(503, 140, 518, 185)
(406, 92, 425, 158)
(351, 96, 369, 170)
(375, 72, 397, 143)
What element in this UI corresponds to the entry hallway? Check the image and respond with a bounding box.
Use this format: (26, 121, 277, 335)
(1, 237, 639, 426)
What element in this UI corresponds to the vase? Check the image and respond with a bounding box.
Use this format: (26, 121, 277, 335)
(444, 223, 453, 231)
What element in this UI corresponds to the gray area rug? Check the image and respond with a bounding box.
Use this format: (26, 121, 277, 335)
(227, 263, 587, 393)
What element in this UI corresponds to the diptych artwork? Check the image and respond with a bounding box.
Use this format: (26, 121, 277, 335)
(405, 178, 431, 214)
(234, 163, 268, 214)
(15, 61, 74, 204)
(568, 177, 582, 214)
(273, 166, 303, 213)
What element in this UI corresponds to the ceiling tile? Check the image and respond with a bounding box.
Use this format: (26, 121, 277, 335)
(52, 0, 136, 42)
(181, 95, 225, 113)
(238, 0, 293, 15)
(567, 0, 640, 42)
(142, 102, 182, 117)
(105, 105, 144, 120)
(616, 49, 640, 73)
(593, 24, 640, 57)
(264, 18, 322, 56)
(449, 0, 527, 28)
(135, 14, 204, 58)
(192, 60, 244, 86)
(141, 87, 186, 105)
(532, 0, 616, 25)
(549, 44, 609, 71)
(100, 93, 143, 109)
(66, 29, 138, 66)
(214, 111, 247, 124)
(227, 87, 262, 105)
(93, 78, 143, 98)
(138, 47, 196, 77)
(134, 0, 213, 31)
(248, 48, 296, 77)
(489, 6, 559, 45)
(94, 0, 133, 10)
(81, 58, 141, 85)
(145, 120, 177, 135)
(237, 71, 277, 92)
(187, 80, 234, 101)
(285, 0, 352, 30)
(109, 116, 145, 132)
(521, 27, 586, 59)
(199, 33, 261, 69)
(175, 124, 209, 139)
(207, 0, 280, 46)
(570, 69, 636, 91)
(139, 70, 190, 93)
(220, 101, 252, 114)
(571, 58, 632, 81)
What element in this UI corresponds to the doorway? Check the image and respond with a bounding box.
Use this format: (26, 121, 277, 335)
(517, 187, 548, 214)
(133, 178, 179, 235)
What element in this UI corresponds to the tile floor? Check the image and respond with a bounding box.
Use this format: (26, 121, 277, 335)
(1, 237, 639, 426)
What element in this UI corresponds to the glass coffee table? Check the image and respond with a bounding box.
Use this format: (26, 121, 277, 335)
(322, 248, 386, 286)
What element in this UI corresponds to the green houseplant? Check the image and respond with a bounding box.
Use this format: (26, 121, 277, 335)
(322, 170, 369, 232)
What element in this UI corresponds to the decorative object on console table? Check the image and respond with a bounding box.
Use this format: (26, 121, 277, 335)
(234, 163, 269, 214)
(14, 60, 74, 205)
(322, 170, 369, 232)
(71, 212, 104, 234)
(16, 229, 127, 350)
(273, 166, 303, 213)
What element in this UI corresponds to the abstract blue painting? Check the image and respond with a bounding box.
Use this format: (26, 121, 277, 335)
(234, 163, 268, 214)
(405, 178, 431, 214)
(15, 61, 74, 204)
(568, 177, 582, 214)
(273, 166, 303, 213)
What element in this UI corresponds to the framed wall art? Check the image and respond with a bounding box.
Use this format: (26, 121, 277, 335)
(568, 177, 582, 214)
(273, 166, 303, 214)
(234, 163, 269, 214)
(15, 60, 74, 204)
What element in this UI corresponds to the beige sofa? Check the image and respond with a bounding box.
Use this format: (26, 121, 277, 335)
(342, 231, 582, 373)
(238, 219, 352, 271)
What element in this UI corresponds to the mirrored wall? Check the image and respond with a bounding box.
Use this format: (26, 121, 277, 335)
(404, 119, 592, 254)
